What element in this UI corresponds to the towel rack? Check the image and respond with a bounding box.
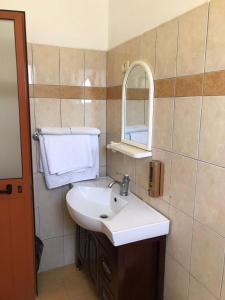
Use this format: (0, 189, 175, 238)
(32, 129, 100, 141)
(32, 130, 41, 141)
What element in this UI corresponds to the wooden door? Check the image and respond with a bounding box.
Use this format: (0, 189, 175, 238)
(0, 10, 35, 300)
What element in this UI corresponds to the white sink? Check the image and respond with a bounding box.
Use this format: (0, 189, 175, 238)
(66, 177, 170, 246)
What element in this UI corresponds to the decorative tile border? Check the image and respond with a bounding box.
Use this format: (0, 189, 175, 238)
(204, 70, 225, 96)
(29, 69, 225, 100)
(29, 84, 106, 100)
(107, 69, 225, 99)
(175, 74, 203, 97)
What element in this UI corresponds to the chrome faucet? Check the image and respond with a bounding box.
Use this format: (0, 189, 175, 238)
(108, 174, 130, 196)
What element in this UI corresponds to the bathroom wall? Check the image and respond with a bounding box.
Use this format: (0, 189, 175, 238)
(0, 0, 108, 50)
(108, 0, 209, 48)
(27, 43, 106, 271)
(107, 1, 225, 299)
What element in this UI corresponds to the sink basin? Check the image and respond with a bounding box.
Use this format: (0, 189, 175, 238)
(66, 184, 128, 232)
(66, 177, 170, 246)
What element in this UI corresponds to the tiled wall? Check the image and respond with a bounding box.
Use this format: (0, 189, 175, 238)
(27, 44, 107, 271)
(106, 1, 225, 299)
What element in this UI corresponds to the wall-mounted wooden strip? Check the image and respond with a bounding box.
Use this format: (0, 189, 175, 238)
(175, 74, 203, 97)
(204, 70, 225, 96)
(84, 87, 106, 100)
(61, 85, 84, 99)
(107, 86, 122, 100)
(33, 84, 61, 98)
(155, 78, 175, 98)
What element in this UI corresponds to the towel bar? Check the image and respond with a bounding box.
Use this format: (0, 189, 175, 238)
(32, 130, 100, 141)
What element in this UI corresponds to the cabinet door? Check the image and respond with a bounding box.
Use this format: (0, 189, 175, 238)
(87, 233, 98, 286)
(99, 280, 114, 300)
(77, 226, 88, 265)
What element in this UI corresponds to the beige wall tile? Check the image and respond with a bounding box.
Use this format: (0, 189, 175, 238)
(164, 254, 189, 300)
(172, 97, 202, 158)
(206, 0, 225, 72)
(35, 98, 61, 128)
(99, 166, 106, 177)
(199, 96, 225, 167)
(106, 99, 122, 135)
(152, 98, 174, 151)
(177, 4, 208, 76)
(85, 50, 106, 87)
(61, 99, 84, 127)
(107, 47, 121, 87)
(221, 264, 225, 300)
(32, 44, 59, 85)
(107, 36, 141, 87)
(135, 157, 151, 190)
(189, 276, 218, 300)
(191, 221, 225, 298)
(106, 150, 124, 179)
(167, 206, 193, 270)
(170, 154, 197, 216)
(99, 133, 106, 167)
(60, 47, 84, 86)
(63, 235, 75, 265)
(40, 236, 64, 272)
(63, 202, 75, 236)
(85, 100, 106, 133)
(27, 43, 33, 84)
(155, 19, 178, 79)
(140, 29, 156, 73)
(38, 174, 64, 239)
(135, 185, 169, 217)
(195, 162, 225, 237)
(122, 156, 136, 182)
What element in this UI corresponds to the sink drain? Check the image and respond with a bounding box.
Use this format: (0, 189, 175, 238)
(99, 214, 109, 219)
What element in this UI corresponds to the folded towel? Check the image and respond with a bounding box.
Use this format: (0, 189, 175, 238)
(39, 127, 100, 136)
(70, 127, 100, 135)
(38, 126, 100, 189)
(42, 134, 94, 175)
(39, 135, 99, 189)
(39, 127, 71, 135)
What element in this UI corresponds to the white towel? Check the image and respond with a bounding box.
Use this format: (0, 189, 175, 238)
(70, 127, 100, 135)
(39, 127, 71, 135)
(39, 134, 99, 189)
(42, 134, 93, 175)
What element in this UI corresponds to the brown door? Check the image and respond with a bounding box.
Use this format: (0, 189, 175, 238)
(0, 10, 35, 300)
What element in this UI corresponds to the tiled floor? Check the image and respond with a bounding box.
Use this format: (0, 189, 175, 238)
(36, 265, 98, 300)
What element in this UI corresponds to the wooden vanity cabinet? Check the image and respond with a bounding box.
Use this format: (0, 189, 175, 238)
(75, 225, 166, 300)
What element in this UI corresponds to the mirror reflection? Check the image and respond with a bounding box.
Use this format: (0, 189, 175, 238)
(124, 64, 151, 147)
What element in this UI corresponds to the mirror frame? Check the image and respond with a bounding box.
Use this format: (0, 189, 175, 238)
(121, 60, 154, 151)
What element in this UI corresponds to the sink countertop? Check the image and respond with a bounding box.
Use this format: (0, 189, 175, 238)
(68, 177, 170, 246)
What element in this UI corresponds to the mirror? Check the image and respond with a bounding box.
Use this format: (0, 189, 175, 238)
(122, 61, 154, 151)
(0, 20, 22, 179)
